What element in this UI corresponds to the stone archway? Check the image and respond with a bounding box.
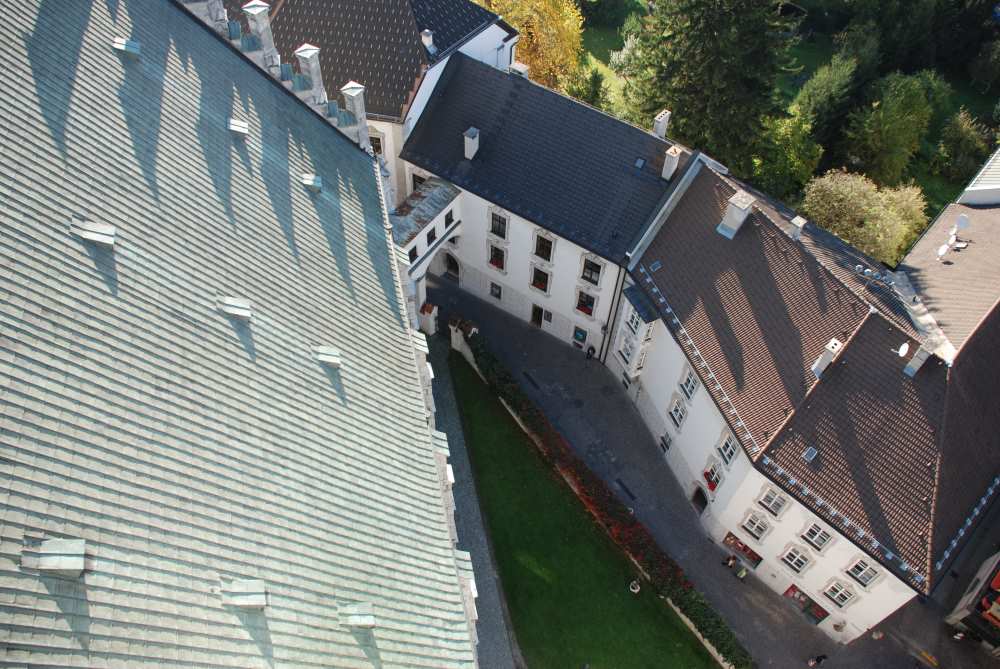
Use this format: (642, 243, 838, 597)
(444, 252, 460, 281)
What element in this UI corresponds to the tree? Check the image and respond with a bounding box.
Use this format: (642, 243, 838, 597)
(843, 73, 933, 185)
(802, 170, 927, 264)
(970, 39, 1000, 92)
(577, 0, 631, 26)
(564, 66, 609, 109)
(935, 0, 1000, 72)
(935, 108, 992, 181)
(620, 0, 791, 175)
(845, 0, 937, 71)
(480, 0, 583, 89)
(834, 20, 880, 86)
(751, 108, 823, 201)
(793, 54, 859, 149)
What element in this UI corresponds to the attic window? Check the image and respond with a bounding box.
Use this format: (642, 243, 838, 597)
(803, 446, 818, 462)
(222, 579, 267, 609)
(70, 216, 116, 247)
(648, 260, 663, 273)
(341, 601, 376, 628)
(634, 158, 646, 169)
(228, 118, 250, 136)
(301, 174, 322, 192)
(312, 346, 342, 368)
(217, 296, 252, 321)
(112, 37, 141, 57)
(37, 538, 86, 578)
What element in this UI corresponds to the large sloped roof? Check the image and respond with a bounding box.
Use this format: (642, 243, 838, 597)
(0, 1, 475, 666)
(223, 0, 504, 120)
(401, 52, 692, 264)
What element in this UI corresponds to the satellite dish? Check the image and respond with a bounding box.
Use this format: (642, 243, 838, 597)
(957, 214, 970, 231)
(898, 342, 910, 358)
(854, 264, 864, 274)
(937, 244, 950, 259)
(864, 268, 873, 277)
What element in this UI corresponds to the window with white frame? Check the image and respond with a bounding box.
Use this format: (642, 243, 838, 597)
(803, 523, 832, 551)
(703, 463, 722, 491)
(742, 512, 769, 540)
(659, 433, 672, 453)
(488, 245, 505, 270)
(619, 337, 635, 364)
(637, 350, 647, 370)
(782, 547, 809, 573)
(581, 259, 602, 285)
(668, 398, 687, 428)
(758, 488, 787, 516)
(718, 435, 737, 465)
(824, 581, 855, 608)
(576, 291, 596, 316)
(490, 212, 508, 239)
(531, 267, 550, 292)
(847, 559, 879, 586)
(626, 309, 642, 334)
(679, 369, 699, 399)
(534, 235, 553, 261)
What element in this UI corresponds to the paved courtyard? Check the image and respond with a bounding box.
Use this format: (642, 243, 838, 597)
(426, 275, 996, 669)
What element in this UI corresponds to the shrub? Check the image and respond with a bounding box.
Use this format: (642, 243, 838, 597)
(935, 108, 992, 182)
(751, 108, 824, 201)
(563, 65, 609, 110)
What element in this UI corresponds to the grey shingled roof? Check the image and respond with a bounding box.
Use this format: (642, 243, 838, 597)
(0, 1, 475, 666)
(401, 52, 690, 264)
(390, 177, 461, 245)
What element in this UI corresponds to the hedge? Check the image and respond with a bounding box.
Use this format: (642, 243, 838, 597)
(456, 319, 755, 669)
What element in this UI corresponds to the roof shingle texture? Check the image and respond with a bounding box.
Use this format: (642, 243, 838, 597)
(401, 52, 686, 264)
(0, 1, 474, 666)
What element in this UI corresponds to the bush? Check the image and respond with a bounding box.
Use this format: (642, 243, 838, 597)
(457, 323, 756, 669)
(751, 109, 823, 201)
(802, 169, 927, 265)
(935, 108, 992, 182)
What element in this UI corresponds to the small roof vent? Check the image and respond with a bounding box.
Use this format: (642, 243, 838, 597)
(222, 579, 267, 609)
(341, 601, 376, 628)
(217, 296, 253, 321)
(112, 37, 141, 58)
(301, 174, 323, 192)
(70, 216, 116, 247)
(312, 345, 342, 368)
(38, 538, 86, 578)
(228, 118, 250, 136)
(420, 29, 437, 56)
(803, 446, 818, 463)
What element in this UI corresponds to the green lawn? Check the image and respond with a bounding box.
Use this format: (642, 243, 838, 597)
(449, 354, 717, 669)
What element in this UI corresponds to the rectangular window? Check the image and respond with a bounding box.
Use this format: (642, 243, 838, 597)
(534, 236, 553, 261)
(680, 369, 699, 399)
(489, 245, 505, 270)
(490, 212, 508, 239)
(408, 247, 418, 263)
(782, 547, 809, 573)
(426, 227, 437, 245)
(576, 291, 595, 316)
(619, 337, 635, 364)
(704, 464, 721, 491)
(370, 135, 383, 155)
(573, 326, 588, 344)
(412, 173, 426, 191)
(532, 267, 550, 292)
(742, 513, 769, 540)
(644, 324, 654, 342)
(668, 399, 687, 428)
(581, 259, 602, 285)
(627, 309, 642, 334)
(718, 435, 737, 465)
(803, 524, 832, 551)
(543, 309, 553, 323)
(759, 488, 787, 516)
(659, 433, 672, 453)
(847, 559, 879, 586)
(637, 350, 647, 370)
(445, 210, 454, 226)
(489, 282, 502, 300)
(824, 581, 855, 608)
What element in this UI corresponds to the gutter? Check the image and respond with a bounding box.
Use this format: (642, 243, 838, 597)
(598, 264, 626, 363)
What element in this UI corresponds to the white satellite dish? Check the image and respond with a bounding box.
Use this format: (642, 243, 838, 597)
(898, 342, 910, 358)
(957, 214, 970, 231)
(937, 244, 950, 260)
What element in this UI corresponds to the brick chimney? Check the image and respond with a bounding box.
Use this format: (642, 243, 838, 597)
(716, 190, 755, 239)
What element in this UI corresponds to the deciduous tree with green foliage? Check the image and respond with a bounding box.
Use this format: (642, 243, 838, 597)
(935, 108, 993, 181)
(563, 66, 609, 109)
(620, 0, 791, 175)
(802, 170, 927, 264)
(751, 108, 823, 201)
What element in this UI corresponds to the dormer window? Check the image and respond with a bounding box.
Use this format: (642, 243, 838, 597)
(581, 259, 602, 285)
(490, 212, 508, 239)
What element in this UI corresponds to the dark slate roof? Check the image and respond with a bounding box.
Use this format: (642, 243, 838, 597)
(623, 285, 658, 324)
(222, 0, 502, 120)
(401, 52, 692, 264)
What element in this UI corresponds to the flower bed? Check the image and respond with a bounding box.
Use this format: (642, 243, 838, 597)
(453, 318, 755, 669)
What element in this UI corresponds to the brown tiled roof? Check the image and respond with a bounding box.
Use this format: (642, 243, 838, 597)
(898, 203, 1000, 350)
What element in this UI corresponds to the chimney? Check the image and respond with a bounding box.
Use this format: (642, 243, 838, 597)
(421, 29, 437, 56)
(661, 145, 682, 181)
(294, 43, 328, 108)
(340, 81, 371, 152)
(903, 344, 933, 378)
(242, 0, 280, 72)
(509, 61, 529, 78)
(464, 127, 480, 160)
(716, 190, 756, 239)
(790, 215, 807, 241)
(811, 338, 843, 379)
(206, 0, 229, 33)
(653, 109, 671, 139)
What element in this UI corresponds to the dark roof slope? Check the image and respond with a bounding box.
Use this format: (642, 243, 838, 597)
(222, 0, 501, 119)
(401, 52, 690, 263)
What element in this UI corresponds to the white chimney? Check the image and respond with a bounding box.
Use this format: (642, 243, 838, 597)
(294, 43, 328, 107)
(903, 344, 933, 378)
(791, 215, 807, 241)
(206, 0, 229, 33)
(811, 338, 843, 379)
(661, 145, 682, 181)
(653, 109, 671, 139)
(242, 0, 280, 72)
(421, 29, 437, 55)
(716, 190, 756, 239)
(340, 81, 371, 152)
(509, 61, 529, 78)
(464, 127, 480, 160)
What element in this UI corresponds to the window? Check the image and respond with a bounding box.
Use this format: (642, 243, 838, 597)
(759, 488, 787, 516)
(803, 524, 832, 551)
(824, 581, 855, 608)
(490, 212, 507, 239)
(847, 559, 879, 586)
(534, 235, 553, 261)
(489, 245, 505, 270)
(703, 464, 722, 491)
(644, 324, 654, 342)
(581, 259, 602, 285)
(718, 435, 737, 465)
(782, 547, 810, 573)
(426, 227, 437, 245)
(627, 309, 642, 334)
(408, 247, 418, 263)
(659, 433, 672, 453)
(573, 327, 588, 344)
(742, 513, 769, 540)
(412, 173, 426, 191)
(531, 267, 550, 292)
(668, 399, 687, 428)
(489, 282, 502, 300)
(619, 337, 635, 364)
(680, 369, 699, 399)
(637, 350, 647, 370)
(543, 309, 552, 323)
(445, 210, 454, 226)
(576, 291, 596, 316)
(449, 236, 458, 245)
(370, 135, 383, 155)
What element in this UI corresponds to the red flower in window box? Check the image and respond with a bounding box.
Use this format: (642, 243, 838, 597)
(578, 304, 593, 316)
(704, 471, 718, 491)
(489, 258, 504, 270)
